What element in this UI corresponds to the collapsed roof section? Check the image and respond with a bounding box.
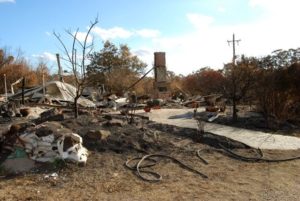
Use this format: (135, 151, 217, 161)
(9, 81, 95, 108)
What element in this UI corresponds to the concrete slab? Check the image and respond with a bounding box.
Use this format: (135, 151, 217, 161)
(136, 108, 300, 150)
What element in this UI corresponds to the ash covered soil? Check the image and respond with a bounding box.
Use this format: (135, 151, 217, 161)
(0, 112, 300, 201)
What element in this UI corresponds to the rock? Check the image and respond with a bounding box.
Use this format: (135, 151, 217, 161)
(9, 123, 25, 135)
(21, 107, 47, 119)
(103, 115, 113, 120)
(3, 158, 36, 174)
(106, 119, 124, 127)
(90, 118, 98, 124)
(86, 129, 111, 141)
(35, 109, 64, 124)
(206, 106, 219, 112)
(36, 126, 54, 137)
(20, 108, 30, 117)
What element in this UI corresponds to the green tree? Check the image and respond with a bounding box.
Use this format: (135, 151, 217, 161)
(87, 41, 147, 93)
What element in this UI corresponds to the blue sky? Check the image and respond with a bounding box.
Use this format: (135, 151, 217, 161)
(1, 0, 300, 75)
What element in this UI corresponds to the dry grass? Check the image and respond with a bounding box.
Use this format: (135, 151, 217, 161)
(0, 114, 300, 201)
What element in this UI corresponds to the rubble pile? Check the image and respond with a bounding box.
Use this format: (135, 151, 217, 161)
(1, 121, 89, 166)
(21, 121, 88, 163)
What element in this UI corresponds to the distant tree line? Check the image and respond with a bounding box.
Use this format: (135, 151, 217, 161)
(1, 37, 299, 125)
(0, 48, 51, 94)
(171, 48, 300, 127)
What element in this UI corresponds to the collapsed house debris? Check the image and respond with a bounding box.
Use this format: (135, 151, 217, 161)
(9, 81, 95, 108)
(22, 121, 88, 163)
(1, 121, 89, 167)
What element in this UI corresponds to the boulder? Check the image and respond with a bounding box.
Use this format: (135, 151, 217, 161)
(86, 129, 111, 141)
(106, 119, 124, 127)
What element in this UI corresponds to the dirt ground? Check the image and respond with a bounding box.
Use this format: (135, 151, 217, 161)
(0, 111, 300, 201)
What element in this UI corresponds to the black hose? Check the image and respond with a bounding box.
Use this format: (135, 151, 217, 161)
(125, 154, 208, 182)
(196, 149, 209, 165)
(126, 146, 300, 182)
(218, 143, 300, 163)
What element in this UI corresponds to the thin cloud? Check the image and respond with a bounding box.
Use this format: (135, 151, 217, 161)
(73, 31, 93, 44)
(0, 0, 15, 3)
(87, 1, 300, 75)
(186, 13, 214, 29)
(133, 49, 151, 57)
(136, 29, 160, 38)
(92, 26, 161, 41)
(92, 26, 133, 41)
(133, 48, 153, 68)
(32, 52, 56, 62)
(217, 6, 226, 13)
(144, 1, 300, 75)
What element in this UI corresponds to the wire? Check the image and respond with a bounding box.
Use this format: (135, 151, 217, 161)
(126, 67, 154, 91)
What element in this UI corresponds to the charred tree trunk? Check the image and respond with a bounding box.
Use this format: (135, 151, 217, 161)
(74, 96, 79, 118)
(232, 97, 237, 122)
(231, 68, 238, 122)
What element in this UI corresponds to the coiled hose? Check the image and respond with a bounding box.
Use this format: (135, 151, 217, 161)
(125, 154, 208, 182)
(126, 146, 300, 182)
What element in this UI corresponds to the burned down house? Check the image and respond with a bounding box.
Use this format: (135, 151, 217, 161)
(8, 81, 95, 108)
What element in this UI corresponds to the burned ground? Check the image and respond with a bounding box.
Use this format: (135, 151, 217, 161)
(0, 111, 300, 201)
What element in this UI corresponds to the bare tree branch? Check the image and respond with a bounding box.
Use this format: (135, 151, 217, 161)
(53, 17, 98, 118)
(65, 29, 84, 48)
(53, 31, 72, 64)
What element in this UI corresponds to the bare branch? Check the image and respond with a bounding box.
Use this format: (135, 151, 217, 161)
(53, 17, 98, 118)
(53, 31, 72, 64)
(65, 29, 84, 48)
(81, 18, 98, 78)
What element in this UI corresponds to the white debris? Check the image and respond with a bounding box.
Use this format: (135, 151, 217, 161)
(11, 81, 96, 108)
(57, 133, 88, 163)
(44, 172, 58, 180)
(208, 113, 220, 122)
(18, 122, 89, 164)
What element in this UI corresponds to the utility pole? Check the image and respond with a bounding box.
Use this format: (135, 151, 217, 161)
(227, 33, 241, 122)
(227, 33, 241, 65)
(56, 53, 63, 82)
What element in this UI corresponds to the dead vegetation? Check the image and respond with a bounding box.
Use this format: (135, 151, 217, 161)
(0, 28, 300, 200)
(0, 108, 300, 201)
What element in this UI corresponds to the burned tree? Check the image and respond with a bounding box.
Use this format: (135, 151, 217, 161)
(255, 48, 300, 128)
(223, 55, 258, 122)
(54, 18, 98, 118)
